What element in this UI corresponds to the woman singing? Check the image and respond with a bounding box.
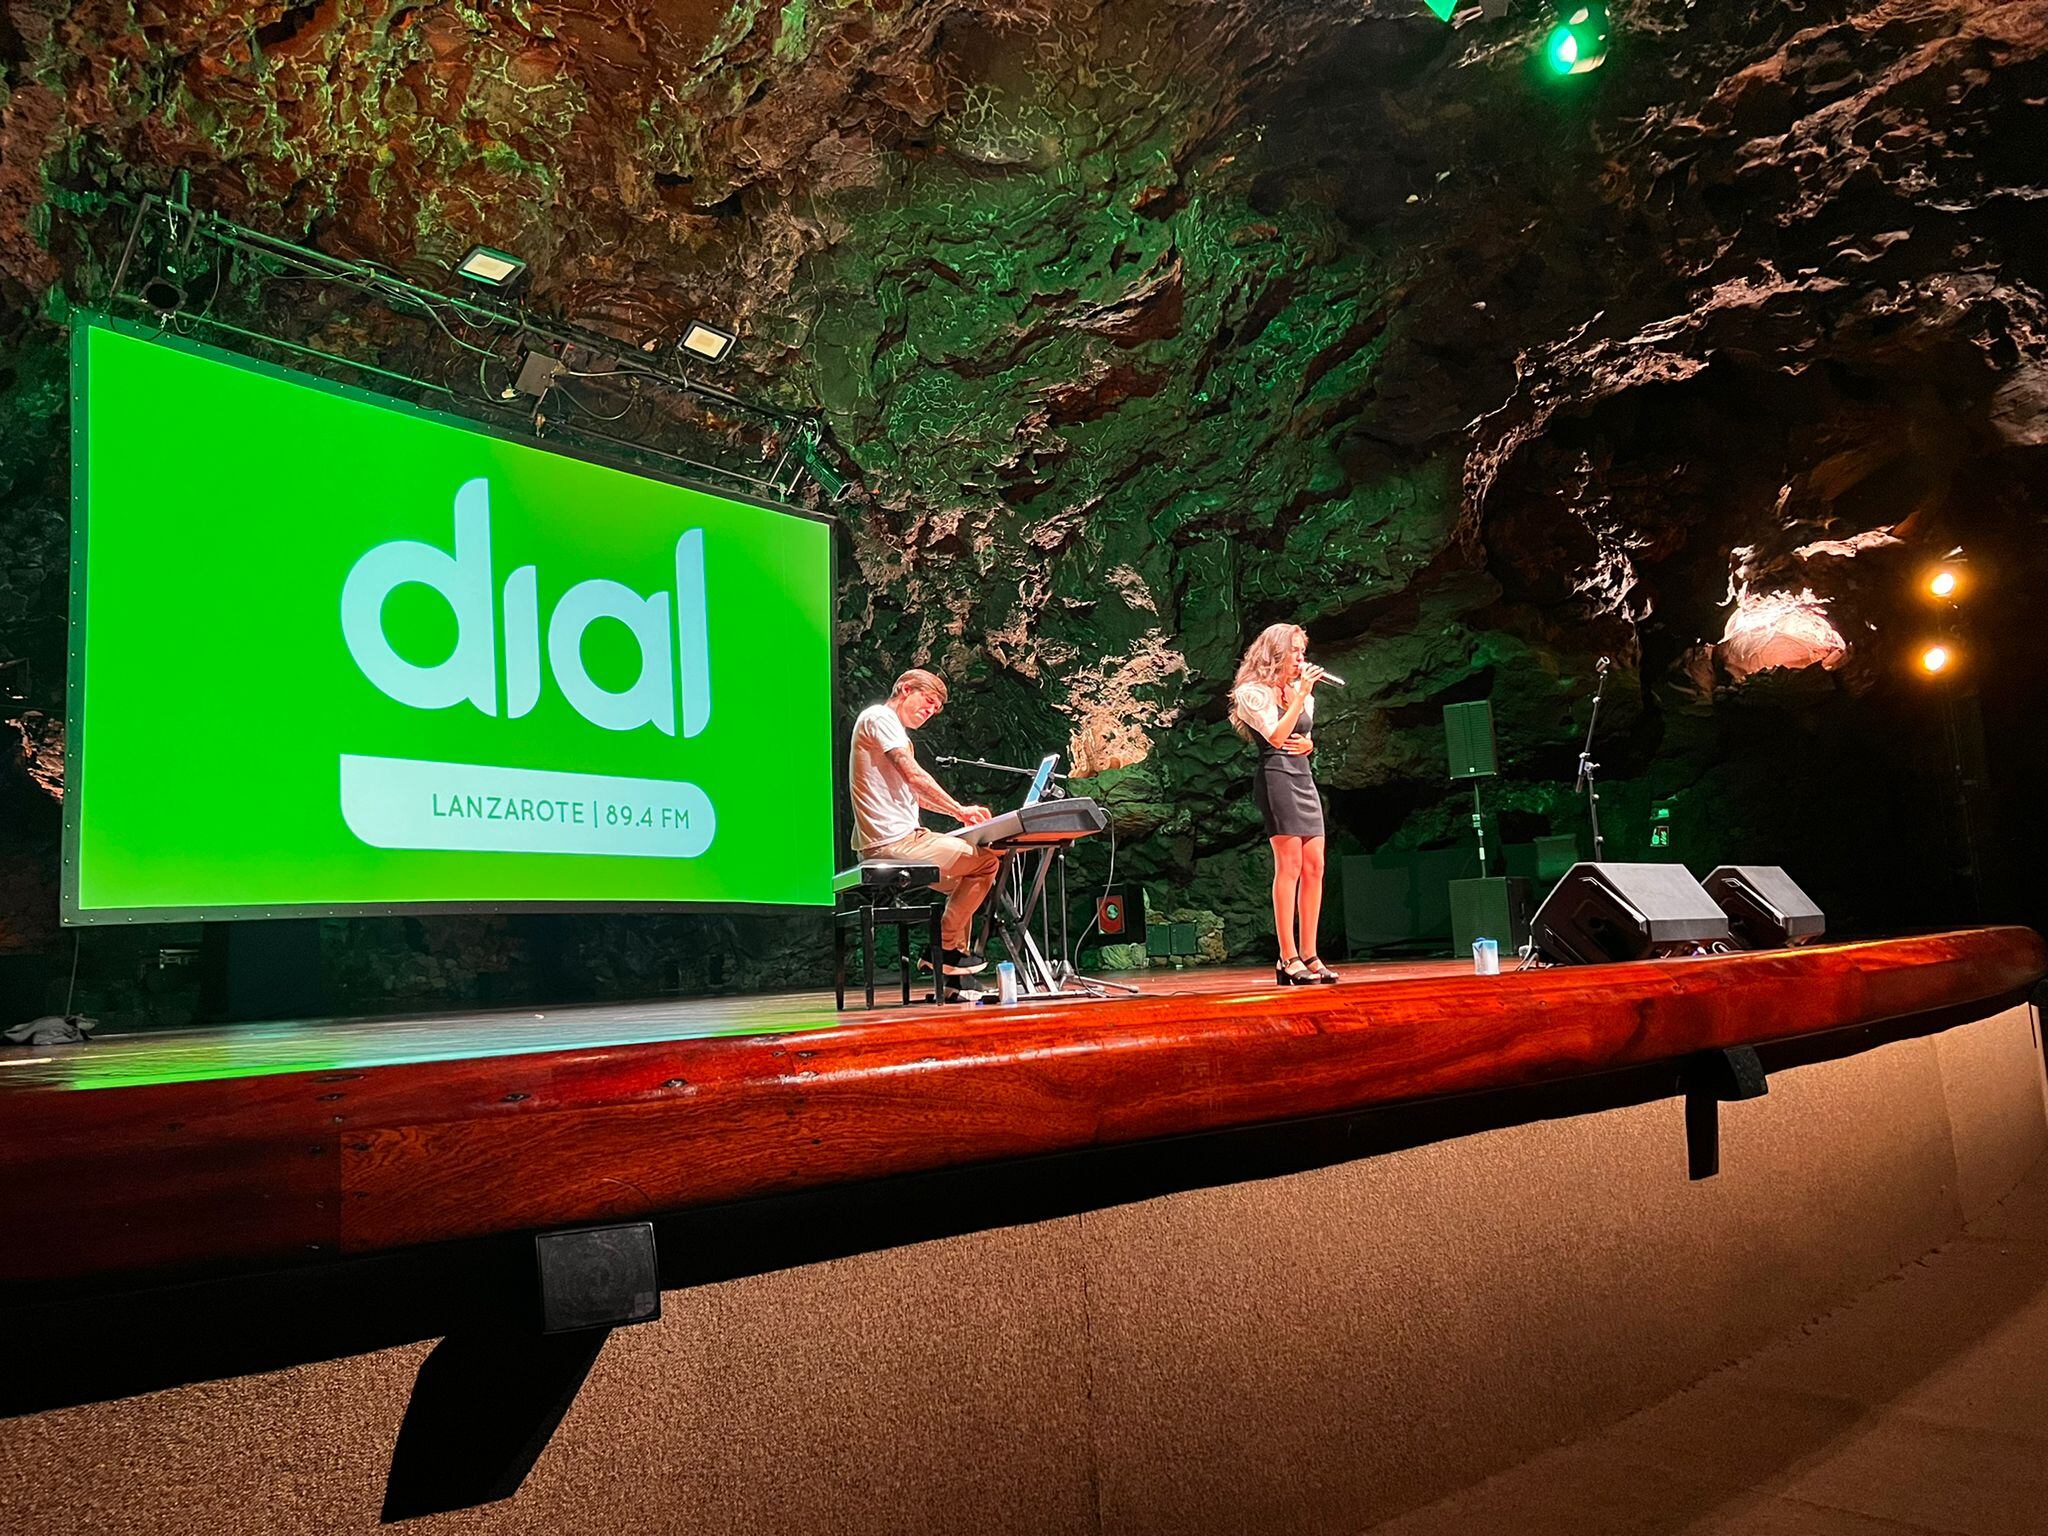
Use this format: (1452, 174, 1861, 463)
(1231, 623, 1340, 985)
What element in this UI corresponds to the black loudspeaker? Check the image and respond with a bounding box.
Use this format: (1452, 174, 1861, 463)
(534, 1223, 660, 1334)
(1530, 862, 1731, 965)
(1449, 876, 1531, 954)
(1097, 885, 1146, 942)
(1443, 701, 1498, 780)
(1702, 866, 1825, 949)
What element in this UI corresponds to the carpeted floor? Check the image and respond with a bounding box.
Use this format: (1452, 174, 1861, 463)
(1366, 1154, 2048, 1535)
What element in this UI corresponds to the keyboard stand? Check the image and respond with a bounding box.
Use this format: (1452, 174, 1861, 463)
(983, 845, 1141, 999)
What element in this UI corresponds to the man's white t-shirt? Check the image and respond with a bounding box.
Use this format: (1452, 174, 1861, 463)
(850, 703, 921, 850)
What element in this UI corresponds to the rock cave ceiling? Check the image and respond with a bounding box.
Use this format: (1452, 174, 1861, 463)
(2, 0, 2046, 949)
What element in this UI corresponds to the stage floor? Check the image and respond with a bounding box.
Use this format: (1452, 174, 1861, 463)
(0, 957, 1471, 1094)
(3, 931, 2041, 1286)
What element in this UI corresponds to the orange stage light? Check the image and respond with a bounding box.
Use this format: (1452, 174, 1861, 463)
(1918, 643, 1952, 675)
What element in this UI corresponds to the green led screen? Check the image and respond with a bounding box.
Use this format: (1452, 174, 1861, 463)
(66, 319, 835, 921)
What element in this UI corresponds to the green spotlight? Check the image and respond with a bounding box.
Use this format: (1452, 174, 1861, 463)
(1544, 3, 1610, 75)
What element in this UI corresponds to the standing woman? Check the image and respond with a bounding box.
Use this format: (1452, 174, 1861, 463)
(1231, 623, 1341, 985)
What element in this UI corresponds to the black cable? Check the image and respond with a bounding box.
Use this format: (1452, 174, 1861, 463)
(550, 380, 636, 422)
(63, 930, 82, 1019)
(1069, 804, 1120, 958)
(399, 289, 510, 360)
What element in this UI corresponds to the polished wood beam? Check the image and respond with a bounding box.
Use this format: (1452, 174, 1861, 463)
(2, 929, 2040, 1286)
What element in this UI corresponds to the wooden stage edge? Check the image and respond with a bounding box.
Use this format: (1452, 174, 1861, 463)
(1, 928, 2042, 1288)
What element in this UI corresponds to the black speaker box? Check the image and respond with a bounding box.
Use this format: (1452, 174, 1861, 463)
(1096, 884, 1147, 942)
(1443, 701, 1498, 780)
(1530, 862, 1731, 965)
(1703, 865, 1825, 949)
(534, 1223, 660, 1334)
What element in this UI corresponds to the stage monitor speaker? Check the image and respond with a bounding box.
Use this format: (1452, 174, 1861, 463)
(1096, 885, 1146, 943)
(1530, 862, 1730, 965)
(1703, 865, 1825, 949)
(1443, 701, 1498, 781)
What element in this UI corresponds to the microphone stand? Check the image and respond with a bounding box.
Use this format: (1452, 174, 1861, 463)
(934, 754, 1067, 791)
(1575, 659, 1610, 862)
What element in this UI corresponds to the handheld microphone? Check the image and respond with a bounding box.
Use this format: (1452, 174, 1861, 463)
(1315, 670, 1347, 688)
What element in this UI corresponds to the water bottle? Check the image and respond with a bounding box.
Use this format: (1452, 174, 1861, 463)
(1472, 937, 1500, 976)
(996, 961, 1019, 1005)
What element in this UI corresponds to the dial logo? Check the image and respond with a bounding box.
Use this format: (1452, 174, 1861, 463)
(340, 477, 710, 736)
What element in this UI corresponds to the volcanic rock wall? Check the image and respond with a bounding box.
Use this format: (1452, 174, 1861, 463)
(1, 0, 2043, 1016)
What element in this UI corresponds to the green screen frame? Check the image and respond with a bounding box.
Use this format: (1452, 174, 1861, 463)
(63, 313, 841, 925)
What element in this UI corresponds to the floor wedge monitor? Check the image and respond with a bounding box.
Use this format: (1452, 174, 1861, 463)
(1530, 862, 1731, 965)
(1703, 865, 1826, 950)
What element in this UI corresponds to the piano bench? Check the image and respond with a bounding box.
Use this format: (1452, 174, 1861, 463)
(834, 862, 945, 1010)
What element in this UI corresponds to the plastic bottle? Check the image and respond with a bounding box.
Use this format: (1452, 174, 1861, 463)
(1473, 937, 1500, 975)
(996, 960, 1019, 1004)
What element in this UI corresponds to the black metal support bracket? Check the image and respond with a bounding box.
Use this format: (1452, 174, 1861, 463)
(380, 1222, 659, 1522)
(1683, 1045, 1769, 1181)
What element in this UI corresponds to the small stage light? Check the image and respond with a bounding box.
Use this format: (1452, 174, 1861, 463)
(1544, 2, 1610, 75)
(1925, 565, 1965, 602)
(678, 321, 737, 365)
(455, 245, 528, 291)
(1919, 643, 1953, 675)
(795, 426, 852, 502)
(139, 272, 188, 315)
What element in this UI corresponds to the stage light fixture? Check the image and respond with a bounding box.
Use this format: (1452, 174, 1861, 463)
(455, 245, 528, 291)
(1919, 642, 1953, 675)
(795, 427, 852, 502)
(139, 276, 186, 317)
(678, 321, 737, 365)
(1544, 2, 1610, 75)
(1924, 563, 1966, 602)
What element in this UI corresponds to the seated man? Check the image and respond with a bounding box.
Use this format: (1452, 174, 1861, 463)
(850, 668, 1002, 990)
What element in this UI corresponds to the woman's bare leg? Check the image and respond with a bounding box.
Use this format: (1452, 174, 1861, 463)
(1270, 836, 1304, 960)
(1299, 836, 1328, 959)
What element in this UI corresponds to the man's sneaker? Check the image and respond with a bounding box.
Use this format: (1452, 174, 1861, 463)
(940, 947, 987, 976)
(940, 981, 986, 1004)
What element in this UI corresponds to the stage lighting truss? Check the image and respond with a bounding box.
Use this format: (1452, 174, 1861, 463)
(79, 179, 853, 506)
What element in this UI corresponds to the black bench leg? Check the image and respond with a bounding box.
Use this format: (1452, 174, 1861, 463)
(862, 905, 876, 1010)
(898, 919, 912, 1005)
(928, 907, 943, 1002)
(834, 915, 847, 1010)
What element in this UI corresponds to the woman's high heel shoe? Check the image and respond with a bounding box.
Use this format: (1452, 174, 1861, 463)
(1302, 956, 1341, 984)
(1275, 957, 1313, 986)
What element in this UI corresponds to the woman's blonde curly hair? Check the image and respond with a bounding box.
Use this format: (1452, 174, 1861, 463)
(1229, 622, 1304, 740)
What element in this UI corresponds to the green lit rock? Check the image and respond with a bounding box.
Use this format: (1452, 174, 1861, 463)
(0, 0, 2043, 1015)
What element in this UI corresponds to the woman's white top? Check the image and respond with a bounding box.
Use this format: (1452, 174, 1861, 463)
(1232, 683, 1312, 741)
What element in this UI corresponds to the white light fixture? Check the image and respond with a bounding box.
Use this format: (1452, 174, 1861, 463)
(679, 321, 736, 364)
(456, 245, 528, 290)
